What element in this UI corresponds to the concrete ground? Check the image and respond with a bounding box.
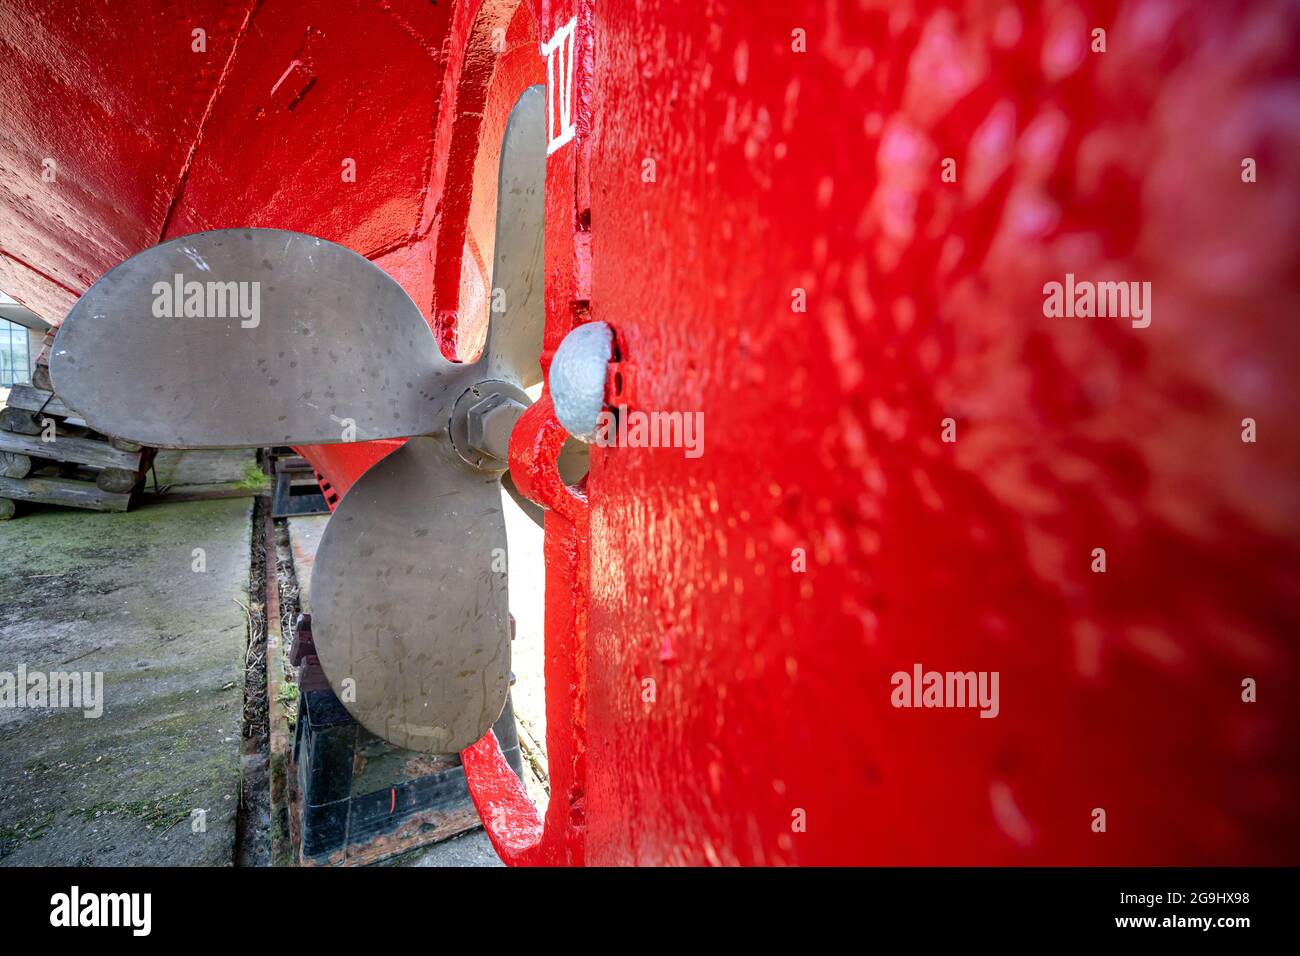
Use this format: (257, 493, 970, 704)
(0, 453, 256, 865)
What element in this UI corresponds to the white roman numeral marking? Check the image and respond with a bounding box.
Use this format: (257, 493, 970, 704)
(542, 17, 577, 156)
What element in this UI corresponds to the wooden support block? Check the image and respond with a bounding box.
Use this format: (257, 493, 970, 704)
(1, 407, 43, 436)
(1, 410, 90, 442)
(96, 467, 142, 493)
(0, 453, 33, 479)
(0, 429, 141, 471)
(0, 475, 131, 512)
(94, 445, 154, 493)
(0, 498, 16, 520)
(4, 383, 77, 419)
(31, 364, 52, 391)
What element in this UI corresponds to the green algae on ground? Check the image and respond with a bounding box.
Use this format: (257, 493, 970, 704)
(78, 794, 194, 831)
(0, 495, 254, 865)
(236, 462, 271, 493)
(0, 810, 56, 847)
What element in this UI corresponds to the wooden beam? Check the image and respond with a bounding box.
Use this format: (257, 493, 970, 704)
(0, 475, 131, 512)
(0, 407, 42, 435)
(95, 467, 143, 493)
(0, 430, 141, 470)
(0, 453, 33, 478)
(4, 383, 78, 419)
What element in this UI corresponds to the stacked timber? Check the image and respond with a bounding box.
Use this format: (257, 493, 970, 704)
(0, 350, 155, 518)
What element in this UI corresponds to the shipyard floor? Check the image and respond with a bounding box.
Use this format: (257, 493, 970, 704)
(0, 449, 547, 867)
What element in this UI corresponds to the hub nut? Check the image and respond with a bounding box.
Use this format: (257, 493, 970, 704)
(466, 394, 527, 463)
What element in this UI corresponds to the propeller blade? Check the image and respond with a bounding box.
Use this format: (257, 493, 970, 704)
(50, 229, 464, 448)
(483, 85, 546, 389)
(310, 435, 511, 753)
(501, 471, 546, 527)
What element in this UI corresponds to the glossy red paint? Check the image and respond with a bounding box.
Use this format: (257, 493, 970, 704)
(0, 0, 245, 318)
(1, 0, 1297, 866)
(473, 393, 591, 865)
(580, 0, 1300, 864)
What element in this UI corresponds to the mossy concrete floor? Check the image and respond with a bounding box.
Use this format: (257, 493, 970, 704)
(0, 495, 253, 865)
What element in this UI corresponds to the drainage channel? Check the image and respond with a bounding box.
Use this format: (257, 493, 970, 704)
(234, 457, 272, 866)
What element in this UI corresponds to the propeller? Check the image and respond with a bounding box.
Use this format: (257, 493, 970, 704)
(47, 85, 571, 753)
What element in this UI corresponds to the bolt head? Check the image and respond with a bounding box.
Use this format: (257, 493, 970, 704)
(466, 395, 526, 462)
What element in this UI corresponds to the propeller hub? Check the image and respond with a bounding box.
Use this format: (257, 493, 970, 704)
(450, 380, 531, 471)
